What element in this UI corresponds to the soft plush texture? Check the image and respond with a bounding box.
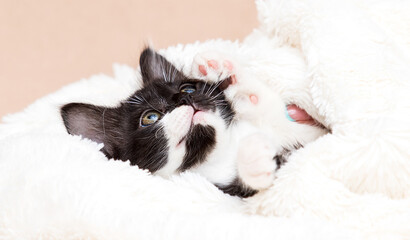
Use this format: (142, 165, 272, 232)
(1, 0, 409, 239)
(245, 0, 410, 238)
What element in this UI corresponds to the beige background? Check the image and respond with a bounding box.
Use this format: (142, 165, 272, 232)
(0, 0, 258, 119)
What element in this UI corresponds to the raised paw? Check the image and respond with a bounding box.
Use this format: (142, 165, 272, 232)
(237, 133, 278, 190)
(191, 51, 237, 84)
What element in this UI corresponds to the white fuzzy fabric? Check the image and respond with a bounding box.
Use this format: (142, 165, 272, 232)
(1, 0, 409, 239)
(245, 0, 410, 239)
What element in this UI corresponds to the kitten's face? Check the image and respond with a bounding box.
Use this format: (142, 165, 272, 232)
(61, 48, 234, 176)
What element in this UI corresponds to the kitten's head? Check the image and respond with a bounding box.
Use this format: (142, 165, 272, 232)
(61, 48, 234, 176)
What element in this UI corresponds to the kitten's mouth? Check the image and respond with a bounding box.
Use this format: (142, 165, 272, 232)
(177, 136, 187, 147)
(176, 107, 205, 147)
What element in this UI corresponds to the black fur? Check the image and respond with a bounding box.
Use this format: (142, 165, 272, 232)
(179, 125, 216, 171)
(61, 47, 235, 176)
(216, 178, 258, 198)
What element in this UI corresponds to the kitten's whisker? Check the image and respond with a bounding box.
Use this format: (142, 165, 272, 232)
(217, 72, 224, 81)
(214, 102, 228, 106)
(201, 83, 206, 94)
(212, 91, 223, 98)
(207, 81, 224, 97)
(160, 59, 168, 82)
(128, 95, 144, 104)
(205, 81, 221, 96)
(167, 61, 171, 82)
(126, 100, 141, 105)
(141, 96, 165, 115)
(144, 144, 167, 169)
(159, 98, 167, 106)
(214, 101, 227, 105)
(205, 84, 211, 96)
(208, 91, 223, 101)
(171, 65, 178, 82)
(133, 136, 152, 140)
(155, 125, 165, 138)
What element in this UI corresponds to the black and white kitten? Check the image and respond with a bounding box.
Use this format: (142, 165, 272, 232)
(61, 48, 326, 197)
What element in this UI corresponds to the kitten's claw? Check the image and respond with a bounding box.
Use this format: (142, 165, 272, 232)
(237, 134, 277, 190)
(192, 51, 235, 84)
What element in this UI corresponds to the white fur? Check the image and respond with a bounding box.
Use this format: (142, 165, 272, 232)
(157, 106, 193, 177)
(236, 133, 278, 189)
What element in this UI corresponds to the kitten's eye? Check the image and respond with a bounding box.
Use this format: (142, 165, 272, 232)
(141, 111, 161, 127)
(180, 84, 196, 94)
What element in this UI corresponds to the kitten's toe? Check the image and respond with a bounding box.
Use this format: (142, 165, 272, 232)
(191, 51, 235, 82)
(237, 134, 277, 190)
(239, 154, 276, 190)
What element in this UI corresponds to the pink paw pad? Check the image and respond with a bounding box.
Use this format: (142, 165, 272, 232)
(223, 60, 233, 71)
(207, 60, 219, 70)
(249, 94, 258, 104)
(230, 75, 237, 85)
(198, 65, 207, 76)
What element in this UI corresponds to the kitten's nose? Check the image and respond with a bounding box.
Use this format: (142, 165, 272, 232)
(178, 94, 193, 107)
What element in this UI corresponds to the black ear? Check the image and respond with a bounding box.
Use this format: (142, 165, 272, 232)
(60, 103, 123, 158)
(139, 48, 184, 84)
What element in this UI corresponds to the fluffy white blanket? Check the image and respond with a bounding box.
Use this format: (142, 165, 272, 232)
(244, 0, 410, 238)
(1, 0, 409, 239)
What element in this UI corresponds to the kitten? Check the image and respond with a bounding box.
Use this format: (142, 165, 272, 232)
(61, 48, 326, 197)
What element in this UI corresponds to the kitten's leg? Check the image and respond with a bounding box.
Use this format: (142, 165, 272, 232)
(237, 133, 278, 190)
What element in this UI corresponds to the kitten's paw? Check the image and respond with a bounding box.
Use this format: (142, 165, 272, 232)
(237, 134, 277, 190)
(191, 51, 237, 84)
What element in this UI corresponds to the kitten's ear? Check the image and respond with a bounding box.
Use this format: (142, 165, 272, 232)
(61, 103, 122, 158)
(139, 47, 183, 84)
